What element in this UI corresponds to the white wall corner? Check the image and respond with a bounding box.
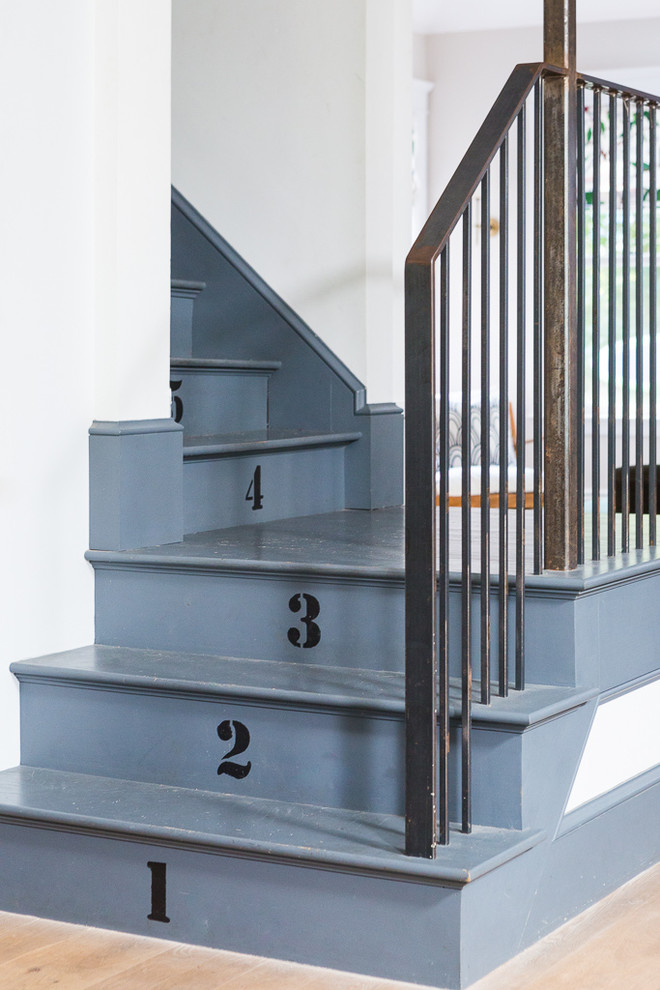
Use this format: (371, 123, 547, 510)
(94, 0, 172, 422)
(365, 0, 412, 408)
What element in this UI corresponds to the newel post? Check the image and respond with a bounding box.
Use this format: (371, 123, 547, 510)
(543, 0, 579, 569)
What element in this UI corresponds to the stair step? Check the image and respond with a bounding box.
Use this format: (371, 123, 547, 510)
(181, 435, 361, 532)
(87, 511, 405, 667)
(0, 765, 544, 885)
(12, 645, 596, 826)
(170, 281, 206, 358)
(170, 358, 279, 436)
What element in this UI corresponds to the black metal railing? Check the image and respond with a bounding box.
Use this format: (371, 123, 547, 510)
(577, 75, 660, 561)
(404, 62, 660, 858)
(405, 63, 555, 857)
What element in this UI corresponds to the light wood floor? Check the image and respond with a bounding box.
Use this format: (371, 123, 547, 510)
(0, 861, 659, 989)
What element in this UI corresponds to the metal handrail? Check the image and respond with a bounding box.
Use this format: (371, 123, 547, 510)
(404, 61, 562, 859)
(407, 63, 560, 267)
(404, 56, 660, 859)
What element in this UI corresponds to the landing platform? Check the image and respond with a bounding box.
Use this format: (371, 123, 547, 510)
(90, 507, 660, 589)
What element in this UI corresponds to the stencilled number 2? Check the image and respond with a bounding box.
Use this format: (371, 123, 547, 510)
(288, 593, 321, 649)
(245, 465, 264, 511)
(217, 720, 252, 779)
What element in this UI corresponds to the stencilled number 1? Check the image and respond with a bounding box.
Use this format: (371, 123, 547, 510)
(147, 861, 170, 923)
(245, 465, 264, 511)
(288, 593, 321, 649)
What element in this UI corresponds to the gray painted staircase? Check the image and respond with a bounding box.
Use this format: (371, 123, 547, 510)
(2, 190, 660, 989)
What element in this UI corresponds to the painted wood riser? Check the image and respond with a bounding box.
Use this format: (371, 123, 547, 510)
(183, 445, 349, 532)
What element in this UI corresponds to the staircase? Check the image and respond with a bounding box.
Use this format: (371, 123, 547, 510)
(2, 189, 660, 990)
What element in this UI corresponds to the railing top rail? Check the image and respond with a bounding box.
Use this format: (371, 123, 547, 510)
(407, 61, 565, 269)
(578, 72, 660, 106)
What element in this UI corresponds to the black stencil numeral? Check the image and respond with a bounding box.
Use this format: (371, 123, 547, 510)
(147, 861, 170, 923)
(245, 465, 264, 510)
(217, 719, 252, 779)
(170, 379, 183, 423)
(288, 593, 321, 649)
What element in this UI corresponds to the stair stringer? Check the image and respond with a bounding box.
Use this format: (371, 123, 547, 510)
(171, 187, 403, 510)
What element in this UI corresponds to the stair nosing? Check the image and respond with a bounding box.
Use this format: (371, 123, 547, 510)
(182, 430, 362, 459)
(0, 767, 545, 886)
(12, 647, 597, 729)
(171, 357, 282, 373)
(85, 549, 404, 583)
(12, 662, 404, 717)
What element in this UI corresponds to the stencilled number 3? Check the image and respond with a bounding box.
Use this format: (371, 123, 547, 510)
(288, 593, 321, 649)
(217, 720, 252, 779)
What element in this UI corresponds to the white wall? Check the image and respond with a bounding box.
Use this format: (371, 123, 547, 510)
(422, 17, 660, 209)
(0, 0, 172, 768)
(172, 0, 411, 406)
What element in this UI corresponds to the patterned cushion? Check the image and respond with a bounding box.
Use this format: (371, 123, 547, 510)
(439, 393, 515, 468)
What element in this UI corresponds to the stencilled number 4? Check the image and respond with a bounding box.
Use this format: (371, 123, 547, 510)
(245, 465, 264, 511)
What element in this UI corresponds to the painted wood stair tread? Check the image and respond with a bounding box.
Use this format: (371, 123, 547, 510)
(182, 429, 362, 459)
(0, 766, 544, 885)
(86, 508, 405, 579)
(11, 645, 597, 728)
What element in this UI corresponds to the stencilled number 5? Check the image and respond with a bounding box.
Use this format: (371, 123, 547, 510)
(169, 379, 183, 423)
(288, 593, 321, 649)
(217, 720, 252, 779)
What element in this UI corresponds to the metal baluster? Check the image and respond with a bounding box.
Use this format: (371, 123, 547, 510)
(533, 79, 543, 575)
(499, 138, 509, 698)
(480, 173, 491, 706)
(516, 109, 526, 692)
(608, 93, 618, 557)
(636, 99, 645, 547)
(622, 97, 631, 551)
(438, 245, 450, 845)
(577, 82, 586, 563)
(650, 105, 658, 542)
(461, 205, 472, 833)
(404, 254, 437, 859)
(592, 88, 601, 559)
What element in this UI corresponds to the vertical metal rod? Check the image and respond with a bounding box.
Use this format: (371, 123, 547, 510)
(437, 245, 450, 845)
(635, 99, 645, 547)
(608, 93, 618, 557)
(516, 109, 526, 692)
(592, 88, 601, 560)
(480, 173, 491, 706)
(650, 105, 658, 542)
(404, 250, 438, 858)
(622, 97, 631, 552)
(404, 252, 438, 858)
(577, 82, 586, 564)
(461, 205, 473, 833)
(499, 138, 509, 698)
(533, 80, 544, 575)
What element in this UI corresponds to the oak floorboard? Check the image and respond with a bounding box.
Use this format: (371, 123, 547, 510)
(89, 944, 266, 990)
(0, 916, 78, 965)
(0, 927, 166, 989)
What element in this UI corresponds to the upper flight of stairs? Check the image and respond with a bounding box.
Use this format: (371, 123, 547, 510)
(3, 188, 660, 989)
